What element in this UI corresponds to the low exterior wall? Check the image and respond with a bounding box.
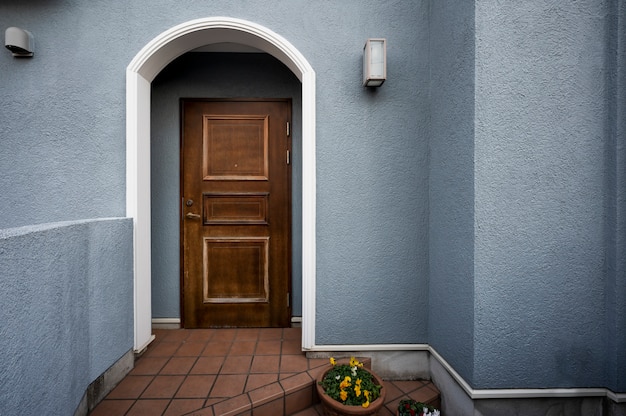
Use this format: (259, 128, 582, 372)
(0, 218, 134, 415)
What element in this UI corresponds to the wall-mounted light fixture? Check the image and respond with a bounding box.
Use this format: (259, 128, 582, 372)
(363, 38, 386, 87)
(5, 27, 34, 57)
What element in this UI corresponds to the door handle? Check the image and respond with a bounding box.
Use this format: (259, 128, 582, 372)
(185, 213, 201, 219)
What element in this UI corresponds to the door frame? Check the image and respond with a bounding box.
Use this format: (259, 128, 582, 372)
(126, 17, 316, 352)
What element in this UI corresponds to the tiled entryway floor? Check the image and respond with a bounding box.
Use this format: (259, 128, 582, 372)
(90, 327, 439, 416)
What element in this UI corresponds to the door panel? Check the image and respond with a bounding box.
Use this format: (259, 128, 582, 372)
(181, 99, 291, 328)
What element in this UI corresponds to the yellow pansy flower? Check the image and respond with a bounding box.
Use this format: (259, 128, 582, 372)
(340, 389, 348, 401)
(329, 357, 336, 366)
(362, 390, 370, 408)
(339, 376, 351, 390)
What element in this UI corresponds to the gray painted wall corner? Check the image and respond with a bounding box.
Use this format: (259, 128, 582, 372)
(427, 0, 476, 384)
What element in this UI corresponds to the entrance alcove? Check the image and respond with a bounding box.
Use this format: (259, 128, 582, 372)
(126, 17, 317, 353)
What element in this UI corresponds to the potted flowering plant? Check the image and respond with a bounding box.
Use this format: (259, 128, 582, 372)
(397, 399, 440, 416)
(316, 356, 386, 416)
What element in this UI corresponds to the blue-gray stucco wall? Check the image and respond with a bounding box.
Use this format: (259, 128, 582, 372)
(0, 0, 624, 406)
(472, 1, 625, 390)
(151, 52, 302, 318)
(313, 0, 430, 345)
(611, 0, 626, 393)
(428, 0, 476, 384)
(0, 219, 133, 415)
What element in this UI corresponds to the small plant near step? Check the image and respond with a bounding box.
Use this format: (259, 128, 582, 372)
(397, 398, 440, 416)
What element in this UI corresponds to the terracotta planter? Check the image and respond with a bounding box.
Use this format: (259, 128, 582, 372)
(315, 365, 387, 416)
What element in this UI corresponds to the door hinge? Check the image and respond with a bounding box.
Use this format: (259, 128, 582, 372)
(286, 121, 290, 137)
(286, 150, 291, 165)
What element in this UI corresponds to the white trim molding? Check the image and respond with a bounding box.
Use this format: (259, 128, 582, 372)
(152, 318, 182, 329)
(306, 343, 626, 403)
(429, 346, 626, 403)
(304, 344, 429, 352)
(126, 17, 316, 353)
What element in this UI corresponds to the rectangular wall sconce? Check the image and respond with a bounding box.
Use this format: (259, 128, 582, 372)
(363, 38, 386, 87)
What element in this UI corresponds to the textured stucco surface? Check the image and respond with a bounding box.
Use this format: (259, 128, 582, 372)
(313, 0, 430, 345)
(151, 52, 302, 318)
(428, 0, 476, 383)
(473, 0, 619, 390)
(0, 219, 133, 415)
(0, 0, 624, 409)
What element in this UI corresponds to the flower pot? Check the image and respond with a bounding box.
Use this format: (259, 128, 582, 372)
(316, 365, 387, 416)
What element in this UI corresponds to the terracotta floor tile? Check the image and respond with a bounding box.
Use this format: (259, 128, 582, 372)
(235, 328, 260, 340)
(130, 356, 169, 375)
(221, 355, 252, 374)
(229, 340, 256, 355)
(144, 341, 181, 357)
(250, 355, 280, 373)
(253, 397, 284, 416)
(281, 339, 302, 354)
(210, 394, 251, 416)
(89, 399, 135, 416)
(292, 405, 324, 416)
(175, 341, 206, 356)
(244, 373, 278, 391)
(280, 354, 309, 373)
(201, 341, 232, 356)
(209, 374, 247, 398)
(283, 327, 302, 340)
(106, 375, 154, 399)
(210, 328, 237, 342)
(408, 384, 439, 404)
(141, 375, 185, 399)
(126, 399, 170, 416)
(185, 329, 215, 343)
(163, 398, 205, 416)
(175, 375, 216, 398)
(258, 328, 284, 340)
(91, 329, 440, 416)
(184, 406, 215, 416)
(392, 380, 422, 394)
(190, 356, 224, 374)
(378, 404, 396, 416)
(383, 381, 405, 401)
(280, 372, 313, 395)
(285, 384, 313, 415)
(160, 357, 197, 375)
(248, 382, 284, 407)
(307, 357, 329, 370)
(159, 330, 190, 342)
(255, 340, 281, 355)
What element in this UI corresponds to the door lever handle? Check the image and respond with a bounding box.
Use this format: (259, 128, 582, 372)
(185, 212, 201, 219)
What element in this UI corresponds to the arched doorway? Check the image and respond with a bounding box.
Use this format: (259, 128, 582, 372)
(126, 17, 316, 352)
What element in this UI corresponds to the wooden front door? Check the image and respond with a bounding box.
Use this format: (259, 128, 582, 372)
(181, 99, 291, 328)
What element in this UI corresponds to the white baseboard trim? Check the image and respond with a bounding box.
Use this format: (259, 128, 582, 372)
(306, 342, 626, 403)
(152, 318, 181, 324)
(151, 318, 181, 330)
(303, 343, 429, 352)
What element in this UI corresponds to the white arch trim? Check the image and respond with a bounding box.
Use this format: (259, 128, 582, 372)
(126, 17, 316, 352)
